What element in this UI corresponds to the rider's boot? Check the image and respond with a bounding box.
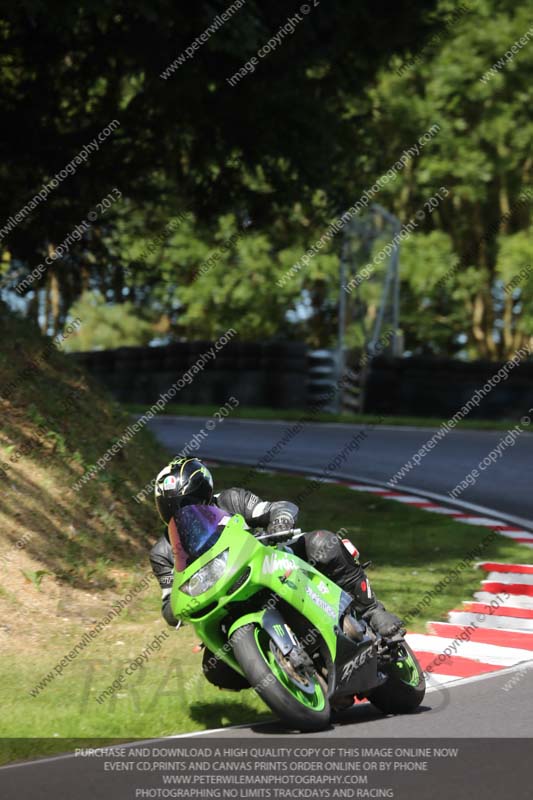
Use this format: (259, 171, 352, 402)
(349, 568, 404, 637)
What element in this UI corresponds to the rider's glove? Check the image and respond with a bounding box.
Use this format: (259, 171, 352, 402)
(267, 513, 295, 537)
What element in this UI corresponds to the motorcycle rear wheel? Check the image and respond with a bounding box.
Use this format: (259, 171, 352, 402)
(367, 641, 426, 714)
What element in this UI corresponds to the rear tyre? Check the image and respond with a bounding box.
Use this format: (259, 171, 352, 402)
(230, 624, 331, 732)
(367, 641, 426, 714)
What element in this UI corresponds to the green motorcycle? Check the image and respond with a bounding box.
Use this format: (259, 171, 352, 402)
(170, 504, 425, 731)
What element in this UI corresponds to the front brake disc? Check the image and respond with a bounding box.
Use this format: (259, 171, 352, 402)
(269, 642, 317, 695)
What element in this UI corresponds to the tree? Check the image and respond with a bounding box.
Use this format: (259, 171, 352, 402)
(358, 0, 533, 358)
(61, 291, 155, 351)
(0, 0, 440, 335)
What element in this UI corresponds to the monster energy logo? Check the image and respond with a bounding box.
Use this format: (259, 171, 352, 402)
(273, 624, 285, 637)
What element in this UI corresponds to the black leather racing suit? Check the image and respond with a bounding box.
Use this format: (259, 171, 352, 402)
(149, 487, 395, 691)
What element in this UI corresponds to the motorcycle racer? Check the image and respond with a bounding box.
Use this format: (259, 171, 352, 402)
(149, 457, 403, 690)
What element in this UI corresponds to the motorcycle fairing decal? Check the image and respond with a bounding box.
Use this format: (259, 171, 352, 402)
(279, 574, 297, 590)
(263, 609, 297, 656)
(305, 585, 337, 619)
(330, 632, 381, 699)
(340, 645, 374, 682)
(226, 609, 295, 658)
(262, 553, 298, 575)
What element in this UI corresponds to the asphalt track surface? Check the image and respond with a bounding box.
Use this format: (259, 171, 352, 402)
(144, 414, 533, 739)
(0, 668, 532, 799)
(149, 416, 533, 525)
(2, 416, 532, 795)
(201, 666, 533, 737)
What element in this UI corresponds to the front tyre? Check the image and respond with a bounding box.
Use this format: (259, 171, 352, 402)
(230, 624, 331, 732)
(367, 641, 426, 714)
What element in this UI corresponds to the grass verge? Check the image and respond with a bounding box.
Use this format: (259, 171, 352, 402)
(123, 402, 521, 432)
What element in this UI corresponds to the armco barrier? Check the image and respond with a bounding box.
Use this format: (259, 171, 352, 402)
(69, 341, 309, 409)
(69, 344, 533, 419)
(364, 354, 533, 419)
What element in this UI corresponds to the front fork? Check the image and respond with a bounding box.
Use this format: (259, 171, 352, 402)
(228, 607, 305, 662)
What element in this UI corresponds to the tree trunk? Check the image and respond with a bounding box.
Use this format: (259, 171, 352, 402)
(501, 293, 515, 359)
(50, 271, 61, 336)
(471, 292, 490, 358)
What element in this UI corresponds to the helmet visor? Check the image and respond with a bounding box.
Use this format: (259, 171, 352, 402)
(168, 504, 227, 570)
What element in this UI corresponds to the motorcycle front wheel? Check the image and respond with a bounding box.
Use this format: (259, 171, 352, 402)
(230, 624, 331, 732)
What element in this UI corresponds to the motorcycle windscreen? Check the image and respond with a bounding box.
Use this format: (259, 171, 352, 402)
(168, 504, 227, 571)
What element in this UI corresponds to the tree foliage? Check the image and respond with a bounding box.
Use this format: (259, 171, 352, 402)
(0, 0, 439, 339)
(361, 0, 533, 358)
(2, 0, 533, 360)
(61, 291, 155, 351)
